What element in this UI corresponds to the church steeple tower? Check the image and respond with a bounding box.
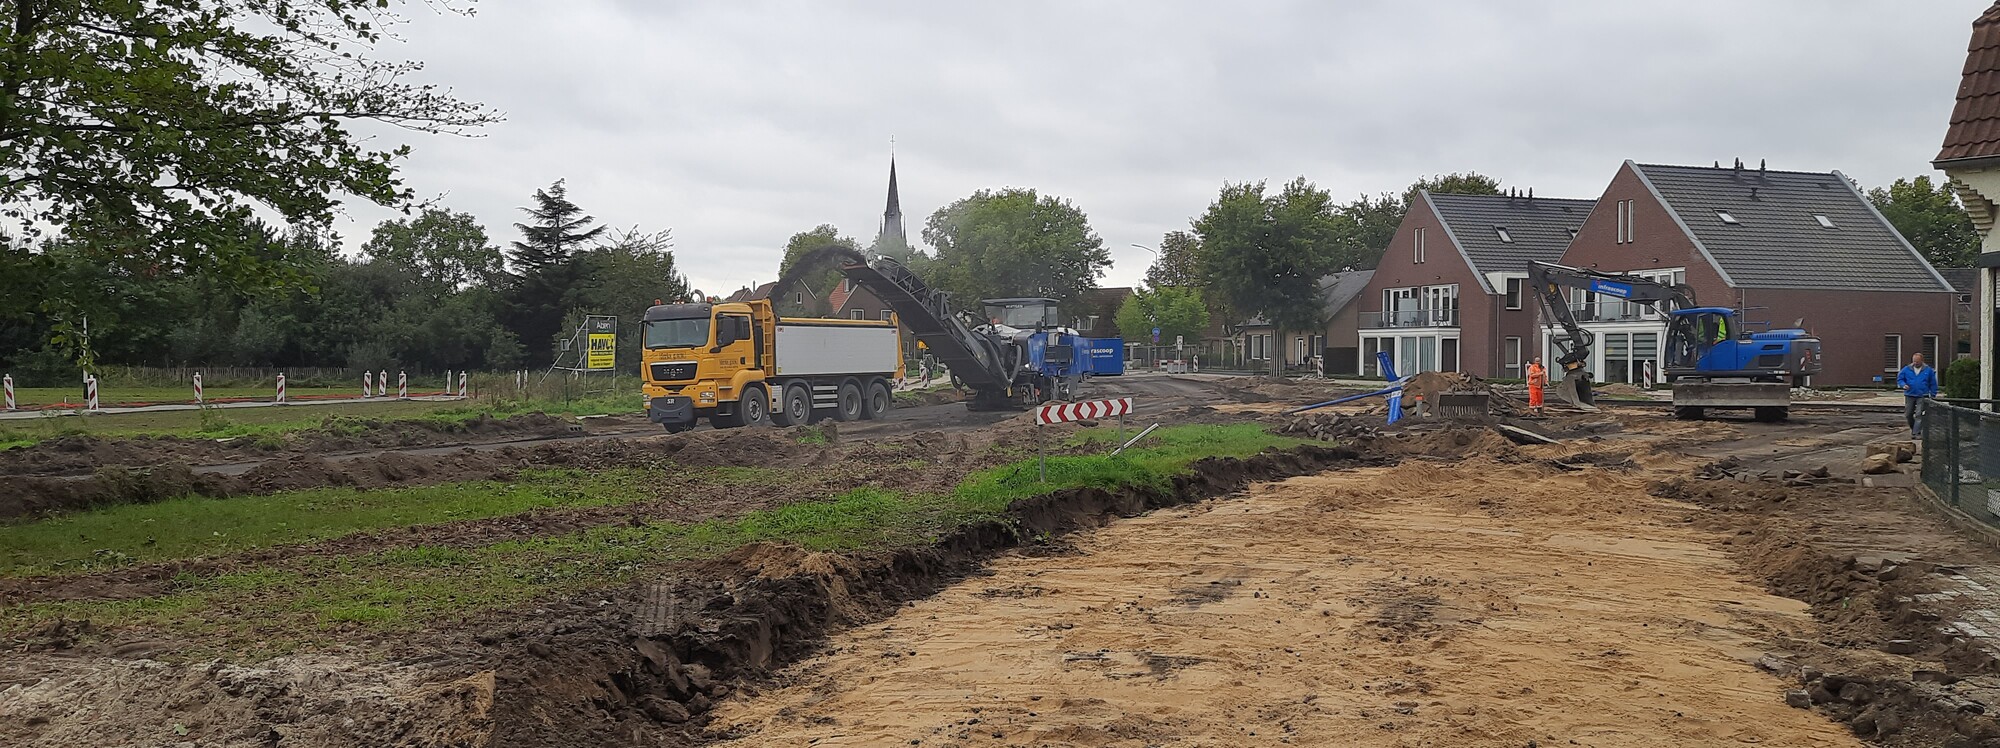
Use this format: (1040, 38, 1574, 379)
(880, 156, 905, 245)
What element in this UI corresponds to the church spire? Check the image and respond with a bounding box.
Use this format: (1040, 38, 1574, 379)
(880, 156, 904, 244)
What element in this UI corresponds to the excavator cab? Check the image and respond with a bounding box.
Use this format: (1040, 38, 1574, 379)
(982, 298, 1061, 330)
(1664, 308, 1734, 373)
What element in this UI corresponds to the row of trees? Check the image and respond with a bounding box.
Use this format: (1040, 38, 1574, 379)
(0, 181, 689, 378)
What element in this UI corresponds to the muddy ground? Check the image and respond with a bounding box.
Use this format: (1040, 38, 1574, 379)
(3, 375, 1982, 747)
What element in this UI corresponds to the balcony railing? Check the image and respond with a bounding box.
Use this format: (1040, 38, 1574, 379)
(1359, 308, 1460, 329)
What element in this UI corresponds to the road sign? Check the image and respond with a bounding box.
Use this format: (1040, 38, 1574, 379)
(1151, 326, 1160, 343)
(1036, 397, 1135, 425)
(1175, 334, 1184, 349)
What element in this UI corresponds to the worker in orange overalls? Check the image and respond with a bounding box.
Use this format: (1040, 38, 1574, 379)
(1526, 357, 1546, 415)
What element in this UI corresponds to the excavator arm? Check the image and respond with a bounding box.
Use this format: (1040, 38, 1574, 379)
(1526, 261, 1696, 407)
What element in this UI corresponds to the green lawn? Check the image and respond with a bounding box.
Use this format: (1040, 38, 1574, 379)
(0, 394, 640, 451)
(0, 424, 1312, 651)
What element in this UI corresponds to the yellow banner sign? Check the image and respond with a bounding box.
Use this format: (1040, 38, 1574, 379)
(586, 332, 616, 370)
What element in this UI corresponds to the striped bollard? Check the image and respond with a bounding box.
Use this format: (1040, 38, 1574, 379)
(275, 372, 287, 404)
(84, 375, 99, 411)
(442, 370, 452, 396)
(362, 370, 373, 398)
(378, 370, 389, 398)
(193, 372, 204, 404)
(458, 371, 468, 398)
(398, 371, 408, 399)
(2, 373, 14, 411)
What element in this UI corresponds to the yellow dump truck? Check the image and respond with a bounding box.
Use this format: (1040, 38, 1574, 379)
(640, 298, 904, 432)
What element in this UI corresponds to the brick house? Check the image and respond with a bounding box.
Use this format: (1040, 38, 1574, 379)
(828, 279, 897, 322)
(1353, 191, 1596, 378)
(1936, 1, 2000, 398)
(1556, 161, 1955, 386)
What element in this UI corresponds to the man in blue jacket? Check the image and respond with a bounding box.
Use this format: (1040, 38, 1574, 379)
(1897, 352, 1939, 439)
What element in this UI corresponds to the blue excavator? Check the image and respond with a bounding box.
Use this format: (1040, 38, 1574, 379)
(779, 246, 1125, 410)
(1529, 261, 1822, 421)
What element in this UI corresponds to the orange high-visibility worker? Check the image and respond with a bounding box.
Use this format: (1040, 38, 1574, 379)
(1527, 357, 1547, 413)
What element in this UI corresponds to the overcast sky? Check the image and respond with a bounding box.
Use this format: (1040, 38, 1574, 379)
(335, 0, 1993, 296)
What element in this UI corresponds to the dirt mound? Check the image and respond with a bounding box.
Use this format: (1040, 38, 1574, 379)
(0, 411, 591, 479)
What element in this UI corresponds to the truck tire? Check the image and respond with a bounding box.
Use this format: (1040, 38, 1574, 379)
(740, 385, 769, 426)
(1753, 406, 1787, 423)
(833, 380, 864, 422)
(1674, 406, 1705, 421)
(861, 379, 891, 420)
(772, 383, 810, 427)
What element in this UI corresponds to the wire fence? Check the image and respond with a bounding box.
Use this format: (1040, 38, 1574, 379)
(1920, 399, 2000, 525)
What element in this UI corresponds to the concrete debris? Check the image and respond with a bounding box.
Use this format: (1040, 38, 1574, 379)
(1862, 453, 1899, 475)
(1272, 412, 1382, 441)
(1865, 441, 1917, 464)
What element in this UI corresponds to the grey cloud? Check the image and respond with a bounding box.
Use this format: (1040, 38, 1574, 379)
(334, 0, 1986, 295)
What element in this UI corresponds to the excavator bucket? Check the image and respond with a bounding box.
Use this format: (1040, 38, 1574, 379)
(1554, 370, 1598, 411)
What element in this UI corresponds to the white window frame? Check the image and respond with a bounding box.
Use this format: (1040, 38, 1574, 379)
(1883, 334, 1902, 373)
(881, 310, 894, 322)
(1495, 227, 1513, 243)
(1715, 210, 1738, 225)
(1414, 227, 1427, 264)
(1813, 214, 1835, 229)
(1504, 277, 1525, 310)
(851, 309, 865, 320)
(1923, 334, 1941, 364)
(1503, 336, 1523, 378)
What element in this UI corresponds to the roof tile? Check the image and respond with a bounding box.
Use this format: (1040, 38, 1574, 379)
(1424, 193, 1595, 276)
(1938, 2, 2000, 165)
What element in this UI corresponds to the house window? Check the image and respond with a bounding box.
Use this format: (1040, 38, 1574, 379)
(1504, 336, 1523, 378)
(1715, 210, 1738, 225)
(1883, 335, 1901, 373)
(1414, 227, 1427, 263)
(851, 309, 865, 320)
(1495, 227, 1513, 243)
(1616, 200, 1633, 244)
(1363, 338, 1381, 377)
(881, 310, 894, 321)
(1813, 214, 1835, 229)
(1505, 277, 1525, 310)
(792, 291, 803, 304)
(1923, 334, 1941, 364)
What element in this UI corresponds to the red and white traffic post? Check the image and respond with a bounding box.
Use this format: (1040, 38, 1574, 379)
(1032, 397, 1136, 481)
(378, 369, 389, 398)
(458, 371, 468, 398)
(362, 370, 373, 399)
(3, 373, 14, 411)
(397, 371, 408, 399)
(275, 372, 287, 404)
(83, 374, 99, 411)
(193, 372, 204, 404)
(441, 370, 451, 396)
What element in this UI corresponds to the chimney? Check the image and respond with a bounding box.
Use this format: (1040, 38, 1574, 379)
(1759, 158, 1766, 175)
(1734, 158, 1743, 172)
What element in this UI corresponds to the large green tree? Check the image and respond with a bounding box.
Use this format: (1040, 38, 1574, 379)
(0, 1, 494, 297)
(1870, 175, 1979, 268)
(1115, 286, 1209, 348)
(362, 208, 504, 300)
(1195, 178, 1350, 376)
(1143, 230, 1205, 289)
(777, 224, 860, 316)
(921, 188, 1109, 308)
(569, 226, 689, 365)
(506, 180, 606, 364)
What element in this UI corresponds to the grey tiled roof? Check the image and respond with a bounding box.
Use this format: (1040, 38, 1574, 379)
(1425, 192, 1594, 275)
(1940, 267, 1978, 294)
(1633, 163, 1952, 292)
(1238, 270, 1374, 328)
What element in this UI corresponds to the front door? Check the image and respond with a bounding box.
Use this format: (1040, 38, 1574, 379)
(715, 313, 754, 404)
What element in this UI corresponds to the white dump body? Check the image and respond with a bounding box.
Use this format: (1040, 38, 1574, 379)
(773, 321, 900, 377)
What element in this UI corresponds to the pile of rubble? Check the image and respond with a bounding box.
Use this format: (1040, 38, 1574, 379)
(1695, 457, 1851, 487)
(1861, 441, 1917, 475)
(1270, 411, 1383, 441)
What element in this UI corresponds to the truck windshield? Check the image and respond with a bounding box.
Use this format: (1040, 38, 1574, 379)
(985, 301, 1058, 329)
(643, 318, 710, 349)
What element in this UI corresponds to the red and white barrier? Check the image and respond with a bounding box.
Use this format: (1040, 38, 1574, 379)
(275, 373, 287, 404)
(3, 374, 14, 411)
(84, 374, 99, 411)
(362, 371, 373, 398)
(379, 370, 389, 398)
(458, 371, 468, 398)
(441, 370, 451, 396)
(193, 372, 204, 404)
(397, 371, 408, 399)
(1035, 397, 1134, 425)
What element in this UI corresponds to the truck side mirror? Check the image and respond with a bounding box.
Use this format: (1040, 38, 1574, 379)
(715, 327, 736, 348)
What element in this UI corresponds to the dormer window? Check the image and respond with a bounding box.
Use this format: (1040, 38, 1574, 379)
(1813, 214, 1835, 229)
(1715, 210, 1739, 225)
(1495, 228, 1514, 243)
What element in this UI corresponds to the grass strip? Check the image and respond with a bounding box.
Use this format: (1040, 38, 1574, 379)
(0, 393, 636, 450)
(0, 424, 1308, 652)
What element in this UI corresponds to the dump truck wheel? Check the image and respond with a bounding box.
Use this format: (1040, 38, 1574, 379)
(833, 381, 864, 422)
(1753, 406, 1787, 423)
(740, 385, 769, 426)
(772, 383, 810, 427)
(862, 379, 891, 420)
